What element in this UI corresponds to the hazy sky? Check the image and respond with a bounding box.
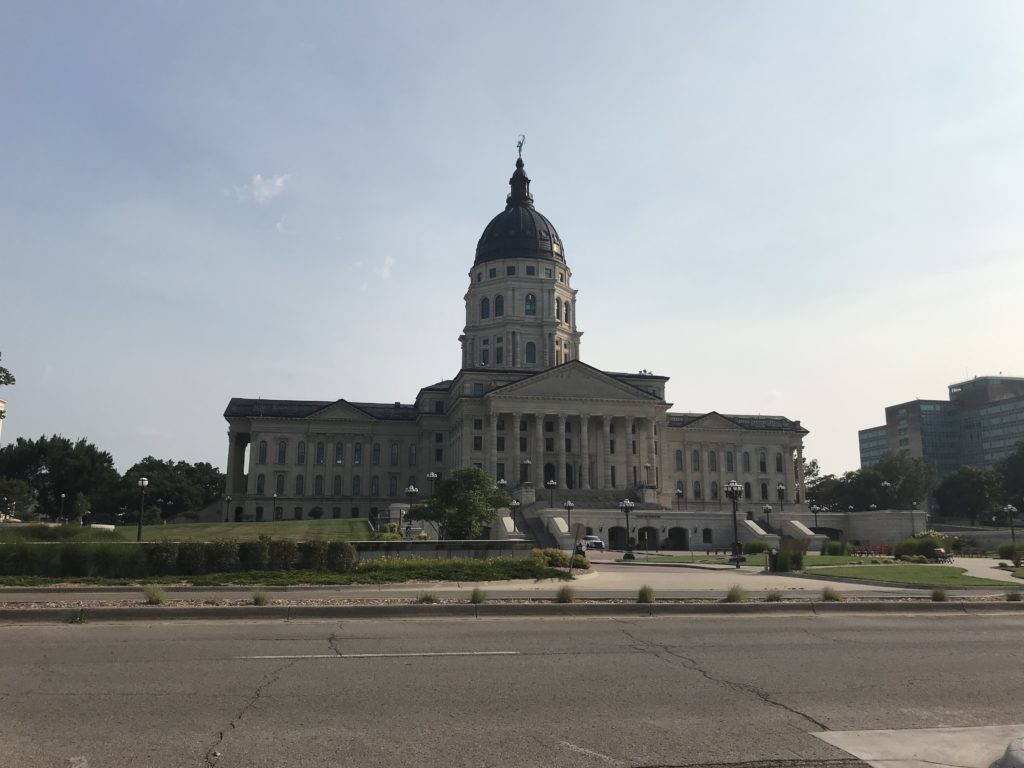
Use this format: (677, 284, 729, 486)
(3, 1, 1023, 477)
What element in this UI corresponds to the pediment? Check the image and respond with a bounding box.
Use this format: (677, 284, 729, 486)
(491, 362, 658, 402)
(306, 400, 374, 421)
(682, 412, 743, 431)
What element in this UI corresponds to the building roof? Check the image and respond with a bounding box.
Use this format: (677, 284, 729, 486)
(474, 157, 565, 265)
(224, 398, 417, 421)
(667, 412, 807, 433)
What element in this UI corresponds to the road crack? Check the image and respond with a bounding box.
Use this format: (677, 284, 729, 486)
(203, 658, 299, 766)
(619, 628, 830, 732)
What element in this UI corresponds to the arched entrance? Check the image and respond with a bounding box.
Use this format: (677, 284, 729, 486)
(608, 525, 627, 550)
(667, 526, 689, 550)
(638, 526, 659, 551)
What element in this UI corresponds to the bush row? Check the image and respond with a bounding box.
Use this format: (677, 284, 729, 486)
(893, 535, 948, 560)
(0, 537, 357, 578)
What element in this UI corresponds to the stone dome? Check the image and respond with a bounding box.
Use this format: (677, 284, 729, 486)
(474, 158, 565, 265)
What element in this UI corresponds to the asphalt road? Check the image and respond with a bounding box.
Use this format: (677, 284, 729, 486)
(3, 613, 1023, 768)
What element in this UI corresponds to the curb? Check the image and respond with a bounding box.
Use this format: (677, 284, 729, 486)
(2, 600, 1023, 623)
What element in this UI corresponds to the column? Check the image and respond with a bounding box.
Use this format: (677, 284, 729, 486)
(556, 416, 567, 488)
(601, 416, 612, 490)
(226, 430, 241, 496)
(512, 412, 521, 485)
(579, 415, 591, 489)
(625, 416, 635, 489)
(647, 417, 657, 488)
(533, 413, 545, 486)
(488, 412, 499, 479)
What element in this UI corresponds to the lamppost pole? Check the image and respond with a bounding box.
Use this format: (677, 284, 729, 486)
(724, 480, 743, 568)
(619, 499, 635, 560)
(224, 495, 232, 523)
(1007, 505, 1018, 544)
(404, 485, 418, 529)
(136, 477, 148, 543)
(675, 488, 683, 510)
(564, 500, 574, 545)
(426, 471, 438, 499)
(777, 483, 785, 513)
(546, 479, 556, 509)
(763, 503, 772, 533)
(510, 499, 520, 532)
(811, 504, 820, 530)
(59, 492, 66, 524)
(522, 459, 531, 485)
(272, 492, 278, 520)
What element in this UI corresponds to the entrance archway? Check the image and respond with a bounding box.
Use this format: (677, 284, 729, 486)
(638, 526, 659, 551)
(667, 526, 689, 550)
(608, 525, 627, 550)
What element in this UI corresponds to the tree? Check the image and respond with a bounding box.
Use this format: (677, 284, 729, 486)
(407, 467, 510, 539)
(933, 466, 1001, 524)
(0, 477, 34, 519)
(997, 441, 1024, 505)
(121, 457, 225, 520)
(0, 352, 13, 419)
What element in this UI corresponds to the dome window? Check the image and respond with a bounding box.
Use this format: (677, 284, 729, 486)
(480, 297, 490, 319)
(525, 294, 536, 316)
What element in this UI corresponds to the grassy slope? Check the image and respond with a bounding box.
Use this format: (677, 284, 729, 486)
(121, 519, 374, 542)
(810, 564, 1014, 587)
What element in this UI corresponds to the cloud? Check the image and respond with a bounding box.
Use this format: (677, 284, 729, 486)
(234, 174, 290, 204)
(275, 216, 289, 234)
(374, 255, 396, 280)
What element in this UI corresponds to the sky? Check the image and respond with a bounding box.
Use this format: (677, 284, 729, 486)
(2, 1, 1023, 477)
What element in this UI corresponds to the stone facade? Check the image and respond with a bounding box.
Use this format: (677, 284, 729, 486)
(223, 155, 810, 544)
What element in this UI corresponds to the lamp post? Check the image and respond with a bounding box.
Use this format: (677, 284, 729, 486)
(644, 463, 652, 487)
(810, 504, 820, 530)
(564, 500, 575, 541)
(762, 503, 772, 533)
(777, 483, 785, 512)
(404, 485, 418, 529)
(497, 478, 507, 494)
(675, 487, 683, 510)
(724, 480, 743, 568)
(224, 495, 232, 523)
(426, 471, 438, 498)
(136, 477, 148, 543)
(546, 479, 556, 508)
(510, 498, 520, 532)
(272, 492, 278, 520)
(1005, 504, 1018, 544)
(619, 499, 635, 560)
(59, 492, 66, 524)
(522, 458, 531, 484)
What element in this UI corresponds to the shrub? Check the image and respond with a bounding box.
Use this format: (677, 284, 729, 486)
(535, 548, 570, 568)
(723, 584, 745, 603)
(825, 540, 851, 556)
(177, 542, 207, 575)
(252, 590, 270, 606)
(637, 584, 655, 604)
(58, 544, 96, 577)
(416, 592, 439, 604)
(239, 536, 270, 571)
(206, 540, 240, 573)
(765, 590, 783, 602)
(821, 586, 842, 602)
(743, 540, 770, 555)
(775, 544, 804, 573)
(469, 587, 487, 604)
(997, 542, 1017, 561)
(268, 539, 298, 570)
(570, 554, 590, 570)
(144, 585, 165, 605)
(146, 542, 179, 576)
(555, 585, 576, 603)
(326, 540, 357, 572)
(94, 543, 146, 578)
(931, 588, 948, 602)
(1007, 591, 1023, 602)
(300, 540, 329, 571)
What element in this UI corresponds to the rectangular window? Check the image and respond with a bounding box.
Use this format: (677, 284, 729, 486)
(481, 349, 489, 365)
(434, 401, 444, 414)
(488, 268, 497, 278)
(435, 448, 443, 462)
(610, 439, 615, 454)
(372, 443, 381, 465)
(497, 418, 504, 430)
(496, 462, 505, 480)
(316, 442, 325, 464)
(545, 421, 553, 433)
(632, 440, 637, 455)
(354, 442, 363, 465)
(495, 347, 504, 364)
(473, 383, 484, 396)
(558, 272, 565, 282)
(526, 266, 536, 276)
(520, 436, 527, 452)
(497, 436, 505, 452)
(390, 442, 399, 466)
(506, 266, 516, 276)
(335, 441, 344, 464)
(408, 444, 417, 466)
(565, 438, 572, 452)
(474, 419, 483, 430)
(544, 268, 552, 278)
(476, 272, 482, 282)
(473, 436, 483, 451)
(389, 476, 398, 497)
(610, 466, 616, 487)
(435, 432, 444, 443)
(275, 474, 285, 495)
(545, 438, 554, 452)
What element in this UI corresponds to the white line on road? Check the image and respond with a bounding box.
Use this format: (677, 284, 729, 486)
(557, 740, 620, 764)
(238, 651, 520, 659)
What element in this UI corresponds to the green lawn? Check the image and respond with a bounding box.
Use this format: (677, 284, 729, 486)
(805, 556, 892, 566)
(119, 519, 374, 542)
(808, 564, 1013, 587)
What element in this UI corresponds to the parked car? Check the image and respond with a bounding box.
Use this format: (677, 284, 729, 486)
(583, 535, 606, 550)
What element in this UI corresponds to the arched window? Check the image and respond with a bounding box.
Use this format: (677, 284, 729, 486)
(675, 450, 683, 470)
(295, 474, 305, 495)
(742, 452, 751, 472)
(372, 443, 381, 465)
(564, 304, 570, 325)
(691, 450, 700, 471)
(759, 450, 767, 473)
(494, 294, 504, 316)
(760, 482, 768, 500)
(776, 452, 784, 473)
(675, 479, 684, 492)
(275, 474, 285, 495)
(297, 441, 306, 465)
(408, 444, 417, 466)
(371, 476, 380, 496)
(693, 481, 702, 499)
(709, 451, 718, 472)
(525, 294, 536, 315)
(352, 476, 361, 496)
(257, 441, 267, 464)
(256, 474, 265, 494)
(726, 451, 734, 472)
(335, 441, 344, 464)
(354, 442, 363, 465)
(743, 481, 752, 499)
(525, 342, 537, 364)
(333, 475, 342, 496)
(555, 297, 562, 320)
(314, 475, 324, 496)
(277, 440, 287, 464)
(711, 481, 719, 500)
(480, 297, 490, 319)
(316, 442, 325, 464)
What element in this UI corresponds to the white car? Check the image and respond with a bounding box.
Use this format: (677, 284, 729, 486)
(582, 535, 606, 550)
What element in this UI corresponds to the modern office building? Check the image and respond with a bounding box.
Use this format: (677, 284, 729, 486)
(859, 376, 1024, 473)
(223, 154, 811, 549)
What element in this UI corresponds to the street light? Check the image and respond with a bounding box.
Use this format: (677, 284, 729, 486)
(675, 487, 683, 510)
(59, 492, 66, 524)
(564, 500, 575, 541)
(497, 478, 508, 494)
(1005, 504, 1018, 544)
(272, 492, 278, 520)
(224, 495, 232, 523)
(777, 483, 785, 512)
(404, 485, 418, 529)
(136, 477, 148, 543)
(762, 503, 772, 532)
(510, 498, 520, 532)
(546, 479, 556, 508)
(644, 463, 652, 487)
(619, 499, 635, 560)
(522, 458, 531, 484)
(810, 504, 820, 530)
(426, 471, 438, 498)
(724, 480, 743, 568)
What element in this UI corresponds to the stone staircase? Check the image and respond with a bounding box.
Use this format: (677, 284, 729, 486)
(537, 487, 660, 510)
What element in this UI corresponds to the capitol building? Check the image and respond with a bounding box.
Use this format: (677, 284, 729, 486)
(223, 154, 814, 550)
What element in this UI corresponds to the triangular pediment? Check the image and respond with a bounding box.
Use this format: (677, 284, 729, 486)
(306, 400, 374, 421)
(682, 411, 743, 431)
(490, 361, 659, 402)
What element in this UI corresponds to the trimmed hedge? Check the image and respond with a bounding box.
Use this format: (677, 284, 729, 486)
(743, 540, 771, 555)
(0, 539, 361, 579)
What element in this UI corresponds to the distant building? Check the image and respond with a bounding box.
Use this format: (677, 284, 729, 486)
(859, 376, 1024, 473)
